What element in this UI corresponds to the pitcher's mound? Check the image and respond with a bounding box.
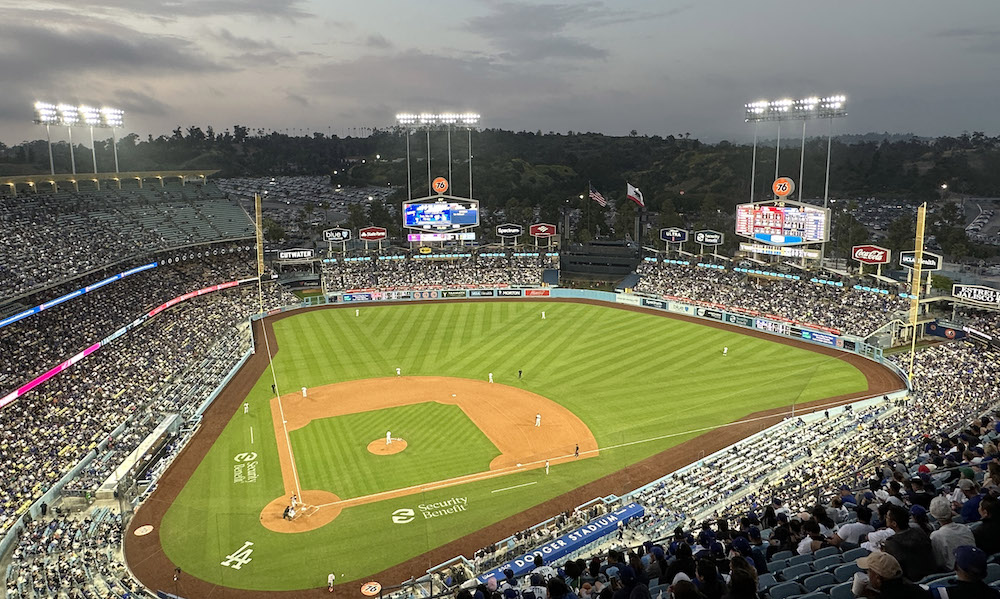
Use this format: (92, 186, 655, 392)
(260, 490, 342, 533)
(368, 439, 407, 455)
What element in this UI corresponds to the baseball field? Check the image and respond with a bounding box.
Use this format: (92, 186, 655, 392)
(126, 300, 900, 595)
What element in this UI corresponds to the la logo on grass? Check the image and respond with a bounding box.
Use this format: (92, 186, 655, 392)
(391, 508, 415, 524)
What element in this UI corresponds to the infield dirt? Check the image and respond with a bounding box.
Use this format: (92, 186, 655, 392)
(264, 377, 598, 533)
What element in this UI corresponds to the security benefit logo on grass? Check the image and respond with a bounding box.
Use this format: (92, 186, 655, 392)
(391, 497, 468, 524)
(233, 452, 258, 484)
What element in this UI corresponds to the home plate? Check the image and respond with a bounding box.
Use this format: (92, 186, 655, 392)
(451, 394, 456, 397)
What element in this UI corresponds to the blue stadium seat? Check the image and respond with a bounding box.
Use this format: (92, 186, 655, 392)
(830, 582, 854, 599)
(757, 573, 777, 591)
(813, 554, 842, 572)
(803, 572, 836, 592)
(813, 546, 840, 559)
(987, 562, 1000, 585)
(788, 554, 814, 566)
(768, 559, 789, 574)
(794, 593, 829, 599)
(767, 581, 803, 599)
(833, 562, 860, 583)
(772, 550, 795, 561)
(780, 563, 812, 582)
(842, 547, 869, 562)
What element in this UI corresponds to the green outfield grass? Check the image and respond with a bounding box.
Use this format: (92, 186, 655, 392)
(159, 301, 872, 591)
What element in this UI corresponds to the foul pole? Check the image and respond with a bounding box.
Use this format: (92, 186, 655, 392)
(906, 203, 927, 385)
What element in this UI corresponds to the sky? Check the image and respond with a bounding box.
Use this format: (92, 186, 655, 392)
(2, 0, 999, 145)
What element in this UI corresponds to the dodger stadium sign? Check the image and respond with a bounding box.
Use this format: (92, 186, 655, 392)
(953, 284, 1000, 307)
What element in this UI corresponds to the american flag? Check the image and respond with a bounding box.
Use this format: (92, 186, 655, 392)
(589, 184, 607, 207)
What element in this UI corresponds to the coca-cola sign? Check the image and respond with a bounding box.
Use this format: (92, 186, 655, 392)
(852, 245, 890, 265)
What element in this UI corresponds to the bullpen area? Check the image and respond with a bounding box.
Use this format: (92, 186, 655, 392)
(125, 300, 901, 596)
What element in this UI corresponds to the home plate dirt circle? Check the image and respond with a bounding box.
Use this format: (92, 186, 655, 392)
(368, 439, 407, 455)
(260, 490, 342, 533)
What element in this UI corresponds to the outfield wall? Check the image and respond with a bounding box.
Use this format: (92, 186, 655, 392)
(253, 287, 902, 382)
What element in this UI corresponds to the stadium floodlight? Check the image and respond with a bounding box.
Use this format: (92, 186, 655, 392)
(396, 110, 482, 203)
(744, 93, 849, 265)
(79, 105, 101, 174)
(34, 102, 59, 175)
(100, 107, 124, 128)
(55, 104, 80, 174)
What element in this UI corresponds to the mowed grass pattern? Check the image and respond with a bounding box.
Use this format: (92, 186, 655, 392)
(274, 302, 865, 449)
(291, 403, 500, 498)
(159, 301, 873, 590)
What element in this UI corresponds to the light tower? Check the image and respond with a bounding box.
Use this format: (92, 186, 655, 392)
(33, 101, 125, 175)
(744, 95, 847, 262)
(395, 112, 480, 201)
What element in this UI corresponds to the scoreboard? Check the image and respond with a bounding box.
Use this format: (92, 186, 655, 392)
(735, 201, 829, 246)
(403, 197, 479, 231)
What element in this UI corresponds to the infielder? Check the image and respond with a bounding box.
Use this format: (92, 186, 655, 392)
(386, 430, 392, 445)
(396, 367, 401, 376)
(488, 372, 494, 383)
(545, 460, 550, 475)
(328, 573, 336, 593)
(535, 413, 541, 427)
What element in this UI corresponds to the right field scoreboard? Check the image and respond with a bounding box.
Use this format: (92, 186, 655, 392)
(735, 200, 830, 246)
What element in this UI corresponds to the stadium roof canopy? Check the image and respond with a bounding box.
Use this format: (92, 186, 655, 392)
(0, 169, 221, 196)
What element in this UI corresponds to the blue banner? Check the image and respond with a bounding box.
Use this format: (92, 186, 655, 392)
(476, 503, 645, 584)
(641, 298, 667, 310)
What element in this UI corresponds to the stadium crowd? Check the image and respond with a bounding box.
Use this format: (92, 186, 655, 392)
(0, 281, 294, 538)
(0, 183, 253, 299)
(322, 251, 552, 291)
(634, 260, 909, 337)
(0, 248, 257, 390)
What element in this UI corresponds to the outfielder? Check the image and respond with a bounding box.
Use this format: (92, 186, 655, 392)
(488, 372, 494, 383)
(723, 347, 728, 356)
(355, 309, 359, 317)
(243, 402, 249, 414)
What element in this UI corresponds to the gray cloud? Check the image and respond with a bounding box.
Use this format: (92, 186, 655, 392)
(937, 27, 1000, 53)
(7, 0, 312, 21)
(112, 89, 172, 117)
(216, 28, 278, 51)
(0, 22, 226, 82)
(365, 34, 393, 50)
(467, 2, 608, 61)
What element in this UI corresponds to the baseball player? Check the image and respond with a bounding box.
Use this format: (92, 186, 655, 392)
(243, 402, 249, 414)
(396, 367, 401, 376)
(386, 431, 392, 445)
(541, 311, 546, 319)
(328, 572, 336, 592)
(488, 372, 494, 383)
(535, 413, 541, 427)
(575, 444, 579, 458)
(723, 347, 728, 356)
(518, 369, 522, 379)
(355, 308, 359, 317)
(545, 460, 550, 475)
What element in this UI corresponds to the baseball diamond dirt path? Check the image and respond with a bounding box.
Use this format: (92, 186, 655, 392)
(264, 377, 599, 533)
(124, 299, 904, 599)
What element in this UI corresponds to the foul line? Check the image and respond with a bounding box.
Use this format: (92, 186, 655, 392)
(492, 481, 537, 494)
(308, 391, 891, 512)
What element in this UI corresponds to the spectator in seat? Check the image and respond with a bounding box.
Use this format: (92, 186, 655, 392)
(974, 495, 1000, 555)
(854, 550, 931, 599)
(928, 545, 1000, 599)
(954, 479, 984, 523)
(883, 504, 938, 581)
(929, 496, 975, 572)
(831, 505, 875, 548)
